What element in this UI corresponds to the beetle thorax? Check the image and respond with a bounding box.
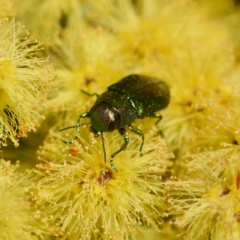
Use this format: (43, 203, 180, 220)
(90, 103, 120, 132)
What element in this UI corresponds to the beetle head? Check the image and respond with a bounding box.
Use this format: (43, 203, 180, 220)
(90, 103, 120, 132)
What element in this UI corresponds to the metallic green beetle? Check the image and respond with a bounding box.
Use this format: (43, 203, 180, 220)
(60, 74, 170, 172)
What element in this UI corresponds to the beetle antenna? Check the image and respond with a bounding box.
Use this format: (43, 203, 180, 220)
(59, 122, 91, 132)
(101, 132, 107, 164)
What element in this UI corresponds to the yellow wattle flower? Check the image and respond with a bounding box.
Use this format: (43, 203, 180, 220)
(36, 129, 173, 239)
(0, 0, 13, 18)
(0, 159, 47, 239)
(0, 18, 55, 147)
(167, 145, 240, 240)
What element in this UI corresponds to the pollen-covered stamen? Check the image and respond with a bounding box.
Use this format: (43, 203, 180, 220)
(95, 170, 112, 187)
(69, 145, 80, 156)
(18, 124, 29, 138)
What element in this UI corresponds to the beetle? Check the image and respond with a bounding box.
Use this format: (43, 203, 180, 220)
(60, 74, 170, 172)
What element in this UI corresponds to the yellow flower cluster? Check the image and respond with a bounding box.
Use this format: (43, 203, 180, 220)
(0, 18, 55, 147)
(1, 0, 240, 239)
(167, 145, 240, 239)
(0, 160, 47, 239)
(36, 130, 172, 239)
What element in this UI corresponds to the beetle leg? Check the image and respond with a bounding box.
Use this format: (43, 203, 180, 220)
(129, 125, 144, 157)
(61, 112, 90, 144)
(81, 90, 99, 97)
(62, 136, 78, 145)
(149, 113, 162, 126)
(110, 128, 129, 172)
(100, 133, 107, 164)
(76, 112, 90, 134)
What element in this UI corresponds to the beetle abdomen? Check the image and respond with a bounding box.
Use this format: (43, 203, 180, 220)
(108, 74, 170, 118)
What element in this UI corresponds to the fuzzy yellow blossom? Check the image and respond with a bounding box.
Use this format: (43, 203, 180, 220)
(0, 0, 14, 18)
(46, 25, 135, 127)
(14, 0, 89, 45)
(0, 159, 47, 239)
(36, 128, 173, 239)
(136, 223, 181, 240)
(209, 76, 240, 145)
(167, 145, 240, 240)
(81, 0, 236, 158)
(0, 18, 55, 147)
(5, 1, 240, 240)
